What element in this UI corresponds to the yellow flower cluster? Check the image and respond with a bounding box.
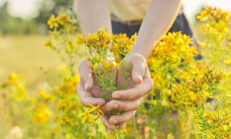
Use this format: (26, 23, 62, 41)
(48, 13, 77, 31)
(148, 32, 198, 88)
(193, 7, 231, 138)
(193, 106, 231, 138)
(77, 28, 136, 66)
(197, 6, 231, 41)
(33, 103, 52, 123)
(77, 28, 136, 100)
(170, 64, 222, 108)
(145, 31, 224, 137)
(79, 104, 104, 124)
(53, 68, 108, 138)
(197, 6, 230, 23)
(45, 14, 82, 69)
(8, 72, 28, 100)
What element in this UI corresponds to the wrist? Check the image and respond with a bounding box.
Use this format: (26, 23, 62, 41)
(125, 52, 147, 63)
(128, 50, 148, 60)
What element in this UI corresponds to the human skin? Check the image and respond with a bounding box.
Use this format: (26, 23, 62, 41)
(75, 0, 181, 132)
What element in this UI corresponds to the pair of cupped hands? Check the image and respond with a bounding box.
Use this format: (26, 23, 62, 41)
(77, 53, 154, 132)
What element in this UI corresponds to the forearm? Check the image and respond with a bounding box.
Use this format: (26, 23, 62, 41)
(132, 0, 182, 59)
(75, 0, 112, 36)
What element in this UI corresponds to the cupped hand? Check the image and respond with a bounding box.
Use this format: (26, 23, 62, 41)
(77, 59, 106, 107)
(77, 59, 116, 131)
(101, 53, 154, 131)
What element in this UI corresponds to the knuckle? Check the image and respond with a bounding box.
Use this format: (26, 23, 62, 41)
(102, 106, 109, 113)
(110, 116, 117, 122)
(110, 100, 116, 104)
(111, 100, 120, 108)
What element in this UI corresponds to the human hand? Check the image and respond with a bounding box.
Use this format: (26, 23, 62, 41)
(77, 59, 118, 131)
(77, 59, 106, 107)
(101, 53, 154, 131)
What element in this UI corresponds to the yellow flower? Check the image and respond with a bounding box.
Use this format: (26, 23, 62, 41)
(70, 27, 77, 33)
(27, 97, 37, 104)
(224, 59, 231, 65)
(38, 90, 56, 101)
(9, 72, 19, 84)
(48, 14, 58, 29)
(57, 64, 68, 72)
(33, 103, 52, 123)
(45, 40, 55, 50)
(79, 104, 104, 124)
(57, 13, 70, 28)
(16, 84, 27, 99)
(102, 60, 109, 69)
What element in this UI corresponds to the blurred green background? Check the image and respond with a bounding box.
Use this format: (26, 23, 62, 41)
(0, 0, 76, 87)
(0, 0, 74, 35)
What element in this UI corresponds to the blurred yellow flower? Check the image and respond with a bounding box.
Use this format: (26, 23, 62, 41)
(48, 14, 58, 29)
(57, 64, 68, 72)
(33, 103, 52, 123)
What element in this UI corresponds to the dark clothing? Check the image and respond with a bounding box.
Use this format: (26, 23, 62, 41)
(112, 13, 193, 38)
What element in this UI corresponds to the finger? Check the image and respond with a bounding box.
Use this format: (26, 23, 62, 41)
(101, 97, 144, 113)
(79, 59, 93, 91)
(100, 115, 115, 131)
(120, 122, 126, 130)
(112, 77, 153, 100)
(131, 54, 146, 84)
(77, 83, 105, 106)
(100, 115, 109, 127)
(109, 110, 136, 124)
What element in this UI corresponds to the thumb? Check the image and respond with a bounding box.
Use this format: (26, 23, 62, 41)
(84, 75, 94, 91)
(79, 59, 94, 91)
(131, 54, 146, 84)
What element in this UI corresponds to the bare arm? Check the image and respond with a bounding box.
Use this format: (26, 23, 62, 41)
(132, 0, 182, 59)
(75, 0, 112, 36)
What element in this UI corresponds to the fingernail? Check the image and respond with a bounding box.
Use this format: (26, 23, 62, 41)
(84, 83, 89, 90)
(137, 74, 142, 81)
(112, 92, 120, 99)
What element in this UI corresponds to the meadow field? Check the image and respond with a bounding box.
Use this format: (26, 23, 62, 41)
(1, 7, 231, 139)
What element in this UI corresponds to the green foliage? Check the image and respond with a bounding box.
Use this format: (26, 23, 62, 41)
(0, 3, 38, 35)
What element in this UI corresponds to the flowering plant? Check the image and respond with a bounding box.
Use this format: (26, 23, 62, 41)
(1, 7, 231, 139)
